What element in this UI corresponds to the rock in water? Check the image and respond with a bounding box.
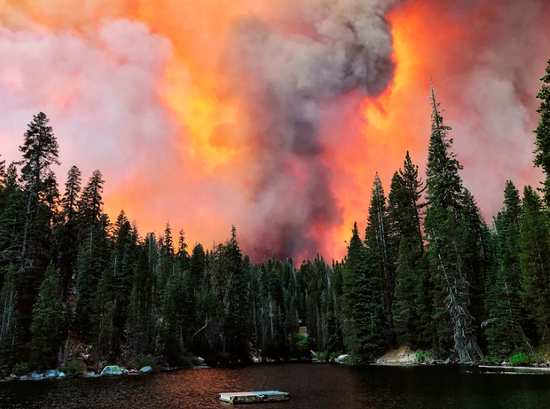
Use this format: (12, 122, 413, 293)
(140, 366, 153, 373)
(45, 369, 65, 379)
(100, 366, 123, 376)
(30, 371, 43, 380)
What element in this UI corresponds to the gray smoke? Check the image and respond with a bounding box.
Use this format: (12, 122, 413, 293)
(222, 0, 398, 260)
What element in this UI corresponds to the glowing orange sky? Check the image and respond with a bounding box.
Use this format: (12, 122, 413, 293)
(0, 0, 549, 261)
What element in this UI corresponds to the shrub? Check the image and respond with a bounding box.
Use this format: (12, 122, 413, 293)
(316, 352, 329, 362)
(329, 352, 340, 363)
(295, 334, 309, 351)
(179, 356, 202, 368)
(509, 353, 530, 366)
(126, 359, 140, 370)
(13, 362, 29, 376)
(416, 350, 432, 363)
(127, 355, 159, 371)
(342, 355, 362, 365)
(59, 360, 87, 376)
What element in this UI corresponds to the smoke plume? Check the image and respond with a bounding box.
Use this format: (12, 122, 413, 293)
(0, 0, 549, 261)
(222, 0, 398, 258)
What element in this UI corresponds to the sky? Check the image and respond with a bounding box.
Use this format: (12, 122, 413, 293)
(0, 0, 549, 262)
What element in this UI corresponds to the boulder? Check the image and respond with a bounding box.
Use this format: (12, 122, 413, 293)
(100, 365, 123, 376)
(140, 366, 153, 373)
(83, 371, 96, 378)
(19, 375, 28, 381)
(30, 371, 43, 380)
(197, 357, 205, 365)
(44, 369, 62, 379)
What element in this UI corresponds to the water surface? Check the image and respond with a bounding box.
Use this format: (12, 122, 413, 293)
(1, 364, 550, 408)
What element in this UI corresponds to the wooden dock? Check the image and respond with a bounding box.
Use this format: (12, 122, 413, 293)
(219, 391, 290, 404)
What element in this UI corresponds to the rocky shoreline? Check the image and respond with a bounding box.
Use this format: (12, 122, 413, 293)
(0, 361, 210, 383)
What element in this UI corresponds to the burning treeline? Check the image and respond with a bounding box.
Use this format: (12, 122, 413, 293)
(1, 56, 550, 367)
(1, 0, 549, 261)
(1, 0, 550, 370)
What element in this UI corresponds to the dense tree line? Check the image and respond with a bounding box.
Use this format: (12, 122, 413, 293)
(1, 59, 550, 371)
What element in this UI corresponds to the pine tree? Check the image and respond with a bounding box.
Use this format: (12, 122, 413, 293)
(0, 164, 24, 265)
(110, 210, 137, 351)
(29, 262, 63, 367)
(92, 267, 115, 360)
(57, 166, 82, 299)
(519, 186, 550, 341)
(365, 174, 393, 340)
(393, 237, 421, 345)
(424, 85, 481, 362)
(391, 152, 425, 249)
(533, 59, 550, 206)
(77, 170, 104, 230)
(126, 237, 156, 355)
(16, 113, 61, 344)
(18, 112, 60, 272)
(342, 223, 386, 359)
(0, 155, 5, 192)
(389, 152, 429, 347)
(0, 264, 23, 366)
(74, 214, 110, 340)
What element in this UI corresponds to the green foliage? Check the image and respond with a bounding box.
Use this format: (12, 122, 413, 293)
(126, 355, 159, 371)
(533, 59, 550, 205)
(29, 262, 64, 368)
(509, 353, 530, 366)
(59, 360, 87, 376)
(12, 362, 29, 376)
(424, 85, 481, 363)
(329, 352, 340, 362)
(415, 350, 432, 363)
(178, 356, 202, 368)
(316, 351, 329, 362)
(519, 186, 550, 340)
(295, 333, 309, 351)
(342, 355, 362, 365)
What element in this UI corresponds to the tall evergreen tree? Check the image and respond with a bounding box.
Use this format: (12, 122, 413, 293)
(519, 186, 550, 341)
(533, 59, 550, 206)
(18, 112, 60, 272)
(0, 264, 23, 366)
(29, 263, 63, 367)
(389, 152, 429, 347)
(342, 223, 386, 359)
(365, 174, 393, 339)
(74, 214, 110, 340)
(57, 166, 82, 299)
(16, 113, 60, 340)
(484, 181, 530, 360)
(424, 85, 481, 362)
(126, 236, 156, 355)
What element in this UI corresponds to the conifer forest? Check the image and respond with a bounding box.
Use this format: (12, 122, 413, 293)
(1, 59, 550, 373)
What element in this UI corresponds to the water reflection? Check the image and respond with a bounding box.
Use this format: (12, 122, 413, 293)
(2, 364, 550, 408)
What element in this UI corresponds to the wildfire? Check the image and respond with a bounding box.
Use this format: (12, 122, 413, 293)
(0, 0, 548, 261)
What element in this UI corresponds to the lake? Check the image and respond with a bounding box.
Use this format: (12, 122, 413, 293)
(1, 363, 550, 408)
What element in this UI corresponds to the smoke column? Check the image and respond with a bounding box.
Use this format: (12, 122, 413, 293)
(221, 0, 398, 258)
(0, 0, 549, 261)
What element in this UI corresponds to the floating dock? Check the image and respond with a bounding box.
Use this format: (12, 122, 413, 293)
(219, 391, 290, 404)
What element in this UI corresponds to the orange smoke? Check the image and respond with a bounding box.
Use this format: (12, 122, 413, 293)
(1, 0, 548, 261)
